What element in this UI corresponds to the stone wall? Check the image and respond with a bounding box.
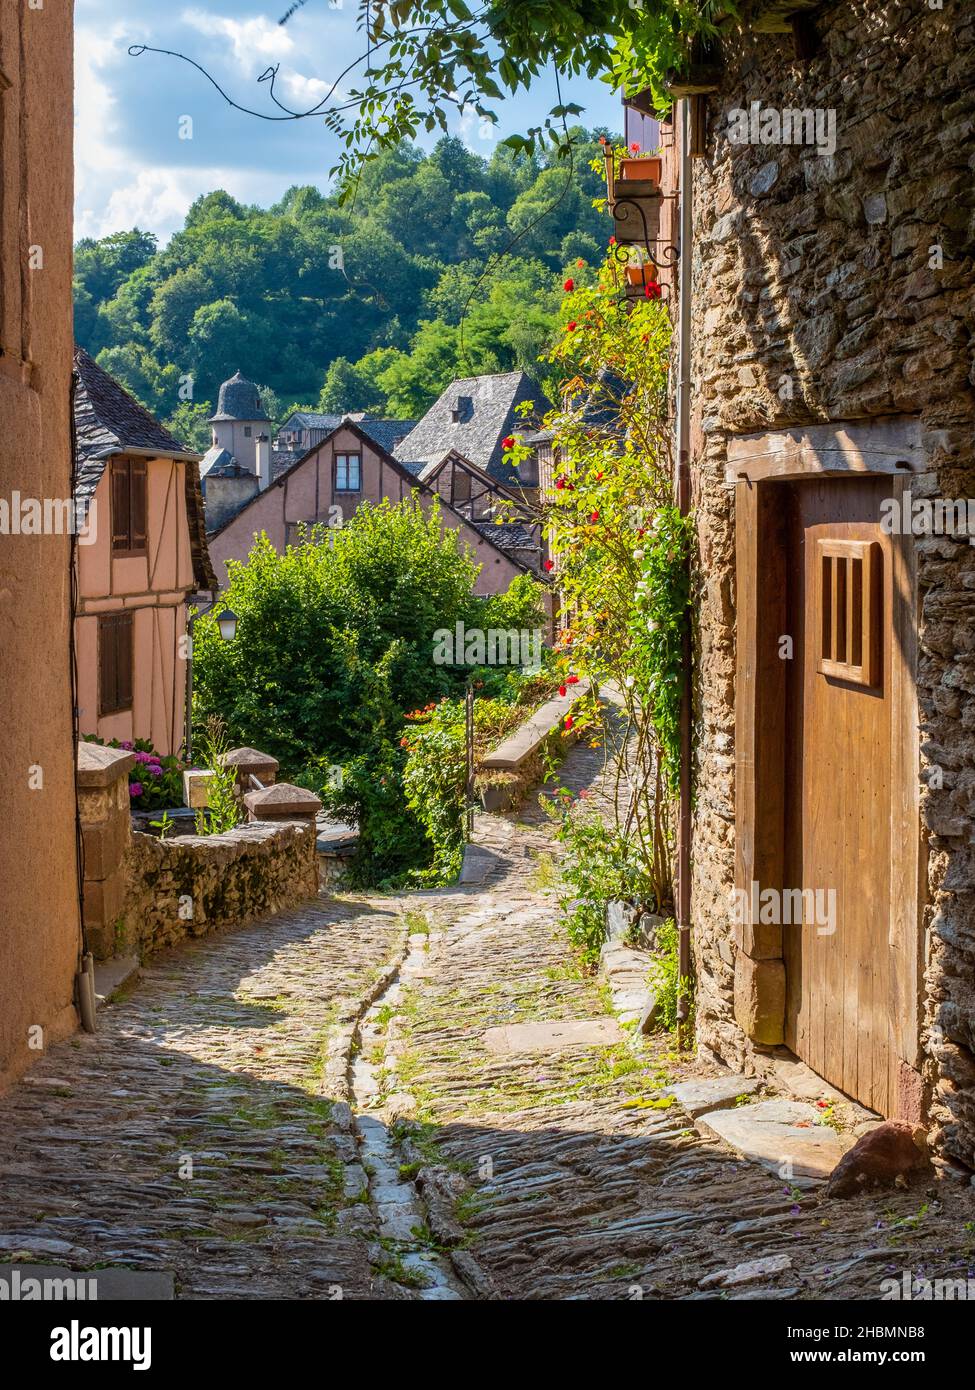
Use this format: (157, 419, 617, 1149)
(124, 821, 319, 956)
(684, 1, 975, 1160)
(78, 743, 136, 960)
(78, 746, 319, 959)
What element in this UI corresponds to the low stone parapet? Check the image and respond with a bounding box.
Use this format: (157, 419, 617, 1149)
(125, 820, 319, 956)
(77, 743, 320, 960)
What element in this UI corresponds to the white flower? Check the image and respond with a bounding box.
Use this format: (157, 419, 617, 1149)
(624, 675, 635, 689)
(633, 548, 645, 560)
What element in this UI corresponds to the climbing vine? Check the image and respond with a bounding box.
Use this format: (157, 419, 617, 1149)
(504, 239, 690, 916)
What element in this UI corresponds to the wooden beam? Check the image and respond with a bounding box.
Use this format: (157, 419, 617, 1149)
(726, 417, 923, 483)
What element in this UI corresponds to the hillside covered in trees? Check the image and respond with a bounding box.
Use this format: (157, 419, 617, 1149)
(73, 130, 614, 448)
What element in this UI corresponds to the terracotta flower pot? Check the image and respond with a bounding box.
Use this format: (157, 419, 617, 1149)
(625, 261, 659, 287)
(620, 155, 662, 185)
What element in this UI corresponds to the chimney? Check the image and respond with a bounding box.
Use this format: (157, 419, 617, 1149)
(256, 433, 271, 490)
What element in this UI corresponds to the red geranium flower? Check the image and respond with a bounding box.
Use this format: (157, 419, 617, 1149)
(566, 320, 577, 331)
(543, 558, 554, 572)
(502, 435, 515, 449)
(563, 277, 574, 291)
(645, 281, 662, 300)
(567, 675, 580, 685)
(590, 510, 600, 523)
(564, 715, 574, 730)
(559, 684, 567, 697)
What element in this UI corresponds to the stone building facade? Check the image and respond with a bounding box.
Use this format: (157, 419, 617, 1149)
(679, 1, 975, 1165)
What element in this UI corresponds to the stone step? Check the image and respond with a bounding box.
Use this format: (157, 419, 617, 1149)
(663, 1074, 761, 1119)
(695, 1098, 856, 1184)
(482, 1018, 623, 1055)
(93, 955, 140, 1008)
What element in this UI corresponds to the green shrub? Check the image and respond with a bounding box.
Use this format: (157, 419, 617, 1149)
(82, 733, 185, 810)
(193, 501, 547, 886)
(646, 917, 693, 1033)
(192, 716, 240, 836)
(552, 809, 661, 969)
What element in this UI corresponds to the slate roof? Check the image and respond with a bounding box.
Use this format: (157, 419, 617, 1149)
(210, 371, 269, 422)
(279, 410, 345, 433)
(359, 418, 418, 454)
(200, 446, 241, 479)
(72, 348, 216, 591)
(471, 521, 540, 555)
(271, 449, 303, 480)
(394, 372, 551, 483)
(73, 348, 194, 497)
(277, 411, 417, 456)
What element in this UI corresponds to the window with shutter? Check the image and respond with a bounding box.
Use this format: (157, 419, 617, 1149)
(98, 613, 134, 715)
(111, 458, 148, 555)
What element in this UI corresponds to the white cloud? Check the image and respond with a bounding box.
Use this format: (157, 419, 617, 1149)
(180, 9, 295, 66)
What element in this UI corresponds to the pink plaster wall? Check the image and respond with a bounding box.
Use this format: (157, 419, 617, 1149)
(208, 429, 524, 596)
(75, 455, 197, 755)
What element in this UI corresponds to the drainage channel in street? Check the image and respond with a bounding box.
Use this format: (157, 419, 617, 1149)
(350, 922, 467, 1300)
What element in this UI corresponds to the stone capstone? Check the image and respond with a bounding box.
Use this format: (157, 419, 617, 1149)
(244, 782, 322, 823)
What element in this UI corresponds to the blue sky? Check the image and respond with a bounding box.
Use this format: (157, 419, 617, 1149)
(75, 0, 622, 244)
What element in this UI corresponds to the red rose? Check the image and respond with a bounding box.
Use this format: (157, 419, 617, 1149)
(559, 684, 567, 697)
(543, 559, 554, 572)
(555, 476, 565, 490)
(563, 278, 574, 291)
(502, 435, 515, 449)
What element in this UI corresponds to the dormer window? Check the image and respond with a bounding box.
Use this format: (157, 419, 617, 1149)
(451, 395, 472, 423)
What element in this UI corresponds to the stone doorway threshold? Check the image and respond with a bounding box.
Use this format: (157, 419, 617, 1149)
(92, 955, 140, 1009)
(663, 1050, 880, 1189)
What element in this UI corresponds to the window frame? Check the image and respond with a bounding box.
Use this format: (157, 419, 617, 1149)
(334, 452, 362, 493)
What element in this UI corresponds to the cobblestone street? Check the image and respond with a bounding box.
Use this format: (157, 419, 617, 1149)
(1, 735, 974, 1300)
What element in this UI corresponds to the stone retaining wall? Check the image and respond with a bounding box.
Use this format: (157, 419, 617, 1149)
(78, 745, 319, 959)
(684, 1, 975, 1163)
(124, 821, 320, 957)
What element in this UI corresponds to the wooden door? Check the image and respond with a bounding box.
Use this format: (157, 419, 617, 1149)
(784, 476, 896, 1115)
